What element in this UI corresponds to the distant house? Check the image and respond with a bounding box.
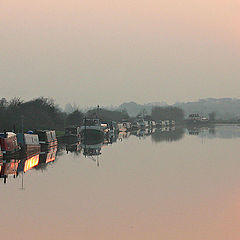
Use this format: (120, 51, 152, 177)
(188, 114, 209, 123)
(188, 114, 201, 121)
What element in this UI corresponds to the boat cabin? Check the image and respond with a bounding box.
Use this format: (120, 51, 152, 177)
(0, 132, 19, 154)
(34, 130, 57, 144)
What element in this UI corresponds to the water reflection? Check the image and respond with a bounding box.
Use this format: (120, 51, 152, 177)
(187, 126, 216, 136)
(1, 125, 240, 185)
(35, 146, 58, 170)
(2, 125, 240, 240)
(0, 147, 57, 184)
(131, 128, 156, 139)
(186, 125, 240, 139)
(151, 127, 185, 142)
(66, 142, 82, 155)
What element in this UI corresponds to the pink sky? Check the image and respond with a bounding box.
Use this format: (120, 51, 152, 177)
(2, 0, 240, 106)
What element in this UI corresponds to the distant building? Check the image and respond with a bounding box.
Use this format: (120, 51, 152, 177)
(188, 114, 209, 123)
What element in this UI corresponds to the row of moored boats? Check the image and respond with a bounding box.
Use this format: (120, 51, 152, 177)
(0, 130, 57, 159)
(63, 118, 176, 143)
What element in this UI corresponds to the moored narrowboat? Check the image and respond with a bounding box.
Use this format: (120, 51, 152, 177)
(33, 130, 57, 150)
(62, 127, 81, 144)
(17, 133, 40, 155)
(0, 132, 20, 157)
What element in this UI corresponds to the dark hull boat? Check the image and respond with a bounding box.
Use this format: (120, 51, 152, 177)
(62, 127, 81, 144)
(81, 129, 104, 141)
(33, 130, 58, 151)
(80, 119, 104, 141)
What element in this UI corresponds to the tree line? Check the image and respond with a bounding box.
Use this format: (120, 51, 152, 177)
(0, 97, 131, 132)
(0, 97, 185, 132)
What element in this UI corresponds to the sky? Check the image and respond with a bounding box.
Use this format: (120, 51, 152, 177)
(1, 0, 240, 107)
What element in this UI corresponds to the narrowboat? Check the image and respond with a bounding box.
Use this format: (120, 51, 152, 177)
(33, 130, 57, 150)
(62, 126, 81, 143)
(17, 133, 40, 155)
(0, 132, 20, 157)
(80, 118, 104, 140)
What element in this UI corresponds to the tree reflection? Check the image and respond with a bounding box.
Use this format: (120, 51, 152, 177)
(151, 127, 184, 143)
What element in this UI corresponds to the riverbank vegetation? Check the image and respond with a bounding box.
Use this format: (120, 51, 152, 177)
(0, 97, 130, 132)
(1, 97, 239, 133)
(0, 97, 65, 131)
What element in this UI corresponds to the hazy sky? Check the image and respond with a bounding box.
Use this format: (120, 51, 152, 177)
(2, 0, 240, 107)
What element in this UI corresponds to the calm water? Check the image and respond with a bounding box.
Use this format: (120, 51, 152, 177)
(1, 125, 240, 240)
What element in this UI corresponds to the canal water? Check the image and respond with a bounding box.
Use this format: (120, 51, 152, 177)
(1, 125, 240, 240)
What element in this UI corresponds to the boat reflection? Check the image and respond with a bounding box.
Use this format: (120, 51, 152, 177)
(118, 131, 130, 141)
(186, 125, 240, 139)
(81, 139, 103, 167)
(0, 146, 58, 184)
(104, 133, 118, 145)
(35, 146, 58, 170)
(66, 142, 82, 155)
(23, 154, 39, 172)
(0, 159, 19, 183)
(1, 125, 240, 185)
